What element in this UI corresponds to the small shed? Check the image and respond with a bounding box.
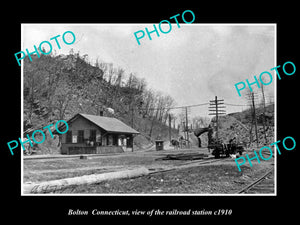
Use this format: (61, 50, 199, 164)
(54, 113, 139, 155)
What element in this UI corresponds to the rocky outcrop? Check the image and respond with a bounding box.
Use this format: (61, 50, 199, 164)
(207, 115, 274, 148)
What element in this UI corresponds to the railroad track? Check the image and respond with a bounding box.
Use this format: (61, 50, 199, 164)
(237, 168, 274, 194)
(148, 157, 230, 175)
(177, 157, 229, 167)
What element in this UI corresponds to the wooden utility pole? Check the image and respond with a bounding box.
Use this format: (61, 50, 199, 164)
(260, 85, 268, 144)
(168, 114, 172, 142)
(185, 107, 189, 147)
(208, 96, 226, 143)
(251, 92, 259, 148)
(182, 122, 186, 140)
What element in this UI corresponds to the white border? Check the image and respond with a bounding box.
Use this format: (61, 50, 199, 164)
(21, 23, 277, 196)
(21, 23, 24, 195)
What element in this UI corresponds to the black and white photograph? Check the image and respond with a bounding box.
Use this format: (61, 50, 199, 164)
(21, 24, 276, 195)
(1, 4, 298, 224)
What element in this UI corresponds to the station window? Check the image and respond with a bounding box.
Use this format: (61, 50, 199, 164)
(66, 131, 72, 143)
(78, 130, 84, 143)
(90, 130, 96, 142)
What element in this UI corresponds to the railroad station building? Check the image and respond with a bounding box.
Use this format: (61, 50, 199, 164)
(54, 113, 140, 155)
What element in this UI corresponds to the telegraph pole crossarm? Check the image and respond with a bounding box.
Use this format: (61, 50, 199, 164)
(208, 96, 226, 143)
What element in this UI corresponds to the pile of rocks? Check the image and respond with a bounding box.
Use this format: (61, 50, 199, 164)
(210, 115, 274, 148)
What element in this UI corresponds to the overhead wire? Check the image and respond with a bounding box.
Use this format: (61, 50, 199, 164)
(140, 102, 250, 111)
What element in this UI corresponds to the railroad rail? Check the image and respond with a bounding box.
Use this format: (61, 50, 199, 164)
(237, 168, 274, 194)
(148, 157, 230, 175)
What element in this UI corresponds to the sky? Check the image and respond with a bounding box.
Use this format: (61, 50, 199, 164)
(22, 23, 275, 118)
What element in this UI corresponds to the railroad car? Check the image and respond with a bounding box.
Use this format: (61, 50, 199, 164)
(208, 140, 244, 158)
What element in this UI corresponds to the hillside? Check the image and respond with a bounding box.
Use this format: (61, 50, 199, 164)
(23, 51, 275, 154)
(228, 103, 274, 126)
(23, 51, 177, 154)
(192, 103, 275, 149)
(208, 103, 275, 148)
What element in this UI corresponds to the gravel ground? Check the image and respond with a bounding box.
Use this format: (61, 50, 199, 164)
(23, 149, 209, 182)
(56, 160, 274, 194)
(24, 148, 275, 194)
